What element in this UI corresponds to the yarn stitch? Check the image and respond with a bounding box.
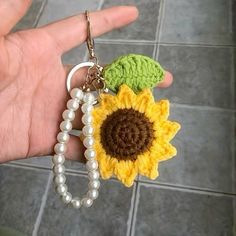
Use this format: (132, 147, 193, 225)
(102, 54, 165, 93)
(92, 84, 180, 187)
(100, 108, 154, 161)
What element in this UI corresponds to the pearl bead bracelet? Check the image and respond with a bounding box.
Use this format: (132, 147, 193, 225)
(53, 88, 100, 209)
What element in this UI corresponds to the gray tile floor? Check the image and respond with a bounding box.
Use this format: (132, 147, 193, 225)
(1, 0, 235, 235)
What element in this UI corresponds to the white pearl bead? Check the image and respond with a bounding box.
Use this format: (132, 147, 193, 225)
(62, 192, 72, 204)
(71, 197, 81, 209)
(60, 120, 72, 132)
(82, 125, 94, 136)
(62, 109, 75, 121)
(89, 180, 100, 189)
(53, 164, 65, 174)
(81, 103, 93, 113)
(87, 189, 99, 200)
(67, 99, 79, 111)
(84, 149, 96, 160)
(54, 143, 66, 154)
(83, 93, 95, 104)
(57, 132, 69, 143)
(56, 184, 68, 195)
(86, 160, 98, 171)
(82, 197, 93, 208)
(88, 170, 100, 180)
(83, 137, 94, 148)
(52, 154, 65, 165)
(54, 174, 66, 184)
(70, 88, 83, 100)
(82, 113, 93, 125)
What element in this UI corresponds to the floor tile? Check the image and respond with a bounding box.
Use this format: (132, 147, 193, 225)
(12, 156, 87, 173)
(140, 107, 235, 194)
(95, 42, 155, 64)
(62, 45, 86, 65)
(0, 165, 49, 235)
(100, 0, 161, 41)
(37, 0, 100, 26)
(134, 184, 235, 236)
(12, 156, 52, 168)
(155, 45, 235, 109)
(160, 0, 236, 45)
(37, 0, 100, 65)
(13, 0, 47, 31)
(64, 160, 87, 173)
(38, 175, 134, 236)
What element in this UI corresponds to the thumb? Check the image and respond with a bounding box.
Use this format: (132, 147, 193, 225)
(0, 0, 32, 36)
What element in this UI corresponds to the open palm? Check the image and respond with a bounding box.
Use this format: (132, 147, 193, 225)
(0, 1, 172, 163)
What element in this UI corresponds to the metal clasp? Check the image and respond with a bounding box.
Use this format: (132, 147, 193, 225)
(66, 11, 108, 101)
(85, 10, 97, 62)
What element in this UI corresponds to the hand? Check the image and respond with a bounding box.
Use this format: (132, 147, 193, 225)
(0, 1, 173, 163)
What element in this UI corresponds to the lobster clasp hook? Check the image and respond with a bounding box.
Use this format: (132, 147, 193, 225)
(85, 10, 96, 60)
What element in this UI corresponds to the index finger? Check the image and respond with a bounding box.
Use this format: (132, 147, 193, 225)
(40, 6, 139, 54)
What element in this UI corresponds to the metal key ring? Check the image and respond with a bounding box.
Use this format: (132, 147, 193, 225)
(66, 61, 95, 93)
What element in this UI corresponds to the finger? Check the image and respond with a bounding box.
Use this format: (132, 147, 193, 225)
(157, 71, 173, 88)
(41, 6, 139, 54)
(0, 0, 32, 36)
(66, 136, 86, 162)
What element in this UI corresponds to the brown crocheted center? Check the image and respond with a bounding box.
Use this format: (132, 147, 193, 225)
(100, 108, 154, 161)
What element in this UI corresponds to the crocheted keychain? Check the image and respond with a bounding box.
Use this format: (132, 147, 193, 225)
(52, 11, 181, 208)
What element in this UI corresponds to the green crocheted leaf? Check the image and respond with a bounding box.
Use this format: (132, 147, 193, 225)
(102, 54, 165, 93)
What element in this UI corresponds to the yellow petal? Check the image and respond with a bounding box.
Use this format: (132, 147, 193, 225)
(136, 153, 152, 175)
(147, 100, 170, 122)
(99, 93, 119, 114)
(98, 153, 117, 179)
(116, 84, 136, 109)
(150, 141, 177, 162)
(134, 88, 154, 113)
(136, 153, 159, 179)
(114, 160, 138, 187)
(154, 120, 181, 142)
(149, 162, 159, 180)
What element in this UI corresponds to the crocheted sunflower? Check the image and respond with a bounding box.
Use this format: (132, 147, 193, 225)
(92, 84, 180, 187)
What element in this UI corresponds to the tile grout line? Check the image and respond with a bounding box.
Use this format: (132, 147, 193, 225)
(34, 0, 48, 28)
(4, 162, 138, 184)
(94, 39, 236, 49)
(157, 42, 236, 48)
(83, 50, 88, 62)
(139, 180, 236, 197)
(32, 173, 52, 235)
(230, 46, 235, 196)
(152, 0, 164, 59)
(232, 111, 236, 228)
(155, 0, 165, 59)
(126, 183, 138, 236)
(5, 162, 89, 176)
(4, 162, 236, 196)
(3, 163, 51, 172)
(229, 45, 235, 110)
(170, 103, 236, 112)
(95, 38, 156, 44)
(95, 39, 156, 46)
(32, 172, 53, 236)
(97, 0, 104, 10)
(130, 183, 140, 236)
(229, 0, 233, 34)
